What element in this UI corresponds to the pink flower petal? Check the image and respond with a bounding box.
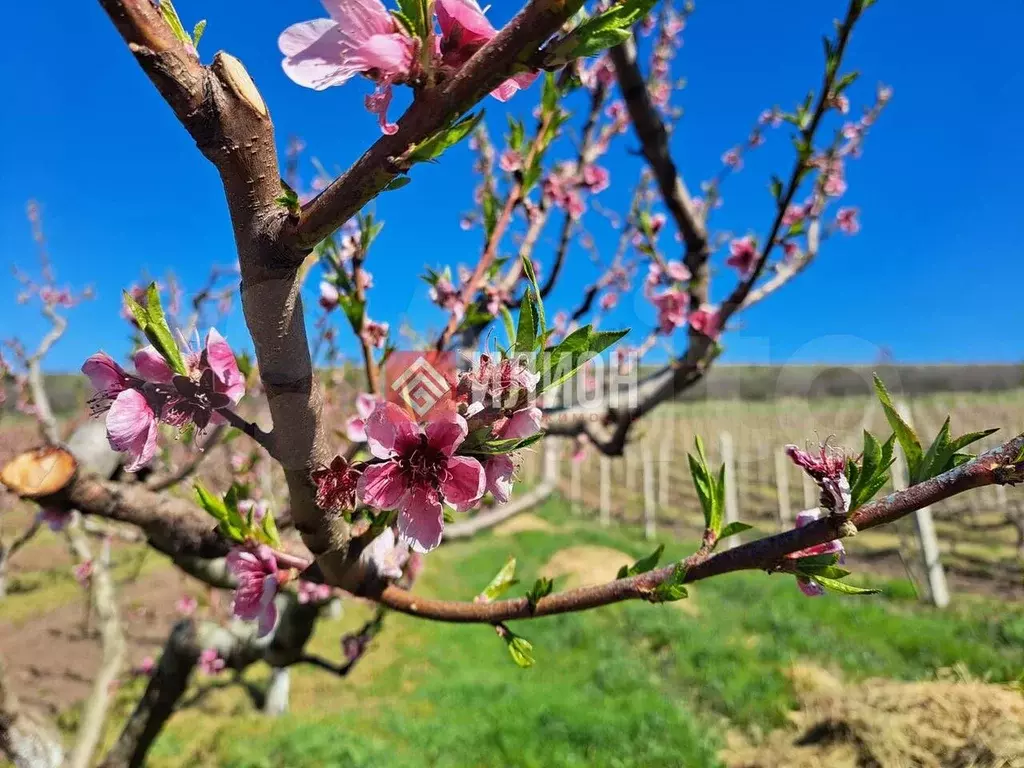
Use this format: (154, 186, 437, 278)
(356, 33, 414, 75)
(491, 71, 539, 102)
(106, 389, 158, 472)
(279, 20, 361, 91)
(204, 328, 244, 404)
(364, 402, 418, 459)
(500, 407, 542, 439)
(345, 416, 367, 443)
(133, 346, 175, 383)
(436, 0, 496, 47)
(355, 392, 378, 420)
(485, 455, 515, 503)
(358, 461, 407, 509)
(82, 352, 129, 392)
(397, 491, 444, 553)
(441, 455, 485, 511)
(424, 410, 468, 456)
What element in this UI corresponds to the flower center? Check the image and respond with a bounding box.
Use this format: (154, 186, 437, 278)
(399, 436, 448, 488)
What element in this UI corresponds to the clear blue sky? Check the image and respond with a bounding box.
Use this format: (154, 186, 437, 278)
(3, 0, 1022, 372)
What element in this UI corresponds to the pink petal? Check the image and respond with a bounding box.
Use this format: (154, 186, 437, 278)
(355, 393, 378, 420)
(345, 417, 367, 443)
(436, 0, 496, 47)
(106, 389, 158, 471)
(279, 19, 362, 91)
(204, 328, 244, 403)
(397, 491, 444, 553)
(500, 407, 542, 439)
(133, 346, 175, 384)
(424, 411, 468, 456)
(257, 601, 278, 637)
(491, 71, 539, 102)
(358, 461, 408, 509)
(356, 33, 414, 75)
(485, 455, 514, 504)
(441, 455, 485, 511)
(364, 402, 418, 459)
(82, 352, 128, 392)
(322, 0, 395, 32)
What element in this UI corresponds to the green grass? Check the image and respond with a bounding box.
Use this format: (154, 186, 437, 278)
(139, 495, 1024, 767)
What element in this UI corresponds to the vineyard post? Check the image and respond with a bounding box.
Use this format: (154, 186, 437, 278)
(774, 446, 793, 528)
(658, 425, 673, 511)
(896, 402, 951, 608)
(642, 440, 656, 541)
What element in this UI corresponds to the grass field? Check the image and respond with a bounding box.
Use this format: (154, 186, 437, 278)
(75, 495, 1024, 768)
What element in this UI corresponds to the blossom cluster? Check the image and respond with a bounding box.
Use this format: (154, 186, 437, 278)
(82, 329, 244, 471)
(314, 354, 541, 554)
(280, 0, 538, 134)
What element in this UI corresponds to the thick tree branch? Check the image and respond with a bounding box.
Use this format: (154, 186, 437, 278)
(0, 658, 64, 768)
(375, 432, 1024, 623)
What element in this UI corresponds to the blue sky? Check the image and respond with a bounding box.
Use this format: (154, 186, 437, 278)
(2, 0, 1022, 372)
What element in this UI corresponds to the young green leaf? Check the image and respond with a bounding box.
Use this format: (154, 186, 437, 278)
(873, 374, 922, 476)
(515, 294, 537, 356)
(124, 283, 187, 375)
(526, 577, 554, 610)
(480, 557, 519, 602)
(651, 563, 688, 603)
(810, 575, 880, 595)
(408, 111, 485, 164)
(616, 544, 664, 579)
(505, 631, 535, 668)
(718, 521, 752, 540)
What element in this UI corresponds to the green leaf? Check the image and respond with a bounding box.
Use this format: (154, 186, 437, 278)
(505, 631, 535, 668)
(526, 577, 553, 610)
(549, 0, 656, 62)
(616, 544, 664, 579)
(515, 294, 537, 356)
(259, 507, 281, 547)
(394, 0, 427, 38)
(408, 111, 485, 165)
(541, 73, 558, 116)
(947, 428, 998, 454)
(338, 294, 366, 334)
(651, 563, 688, 603)
(769, 175, 783, 201)
(192, 19, 207, 50)
(718, 521, 752, 540)
(481, 557, 518, 601)
(124, 283, 187, 375)
(463, 432, 545, 457)
(158, 0, 193, 47)
(520, 256, 545, 334)
(382, 176, 412, 193)
(507, 116, 525, 153)
(810, 575, 881, 595)
(873, 374, 922, 477)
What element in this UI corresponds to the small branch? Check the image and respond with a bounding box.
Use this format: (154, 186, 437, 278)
(67, 522, 126, 768)
(374, 432, 1024, 623)
(25, 305, 67, 445)
(443, 480, 555, 540)
(214, 410, 274, 455)
(145, 424, 226, 492)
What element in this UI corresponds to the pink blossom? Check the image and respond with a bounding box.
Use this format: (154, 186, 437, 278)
(320, 281, 340, 310)
(500, 406, 542, 440)
(651, 287, 688, 335)
(582, 164, 610, 194)
(297, 580, 333, 604)
(137, 656, 156, 676)
(758, 108, 782, 128)
(665, 260, 690, 282)
(104, 388, 160, 472)
(499, 150, 523, 173)
(74, 560, 93, 587)
(365, 80, 399, 135)
(357, 403, 485, 552)
(484, 454, 515, 504)
(782, 204, 808, 228)
(823, 172, 847, 198)
(361, 319, 389, 349)
(785, 508, 846, 597)
(599, 292, 618, 311)
(436, 0, 538, 102)
(198, 648, 225, 676)
(358, 527, 410, 580)
(689, 306, 722, 339)
(226, 545, 279, 637)
(429, 276, 465, 320)
(278, 0, 415, 91)
(831, 93, 850, 114)
(721, 148, 743, 170)
(38, 507, 70, 532)
(726, 236, 758, 277)
(312, 455, 362, 512)
(836, 207, 860, 235)
(346, 392, 382, 442)
(878, 84, 893, 103)
(176, 595, 198, 617)
(785, 444, 851, 515)
(457, 354, 539, 412)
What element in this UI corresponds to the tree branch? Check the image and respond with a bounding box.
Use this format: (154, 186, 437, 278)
(375, 432, 1024, 623)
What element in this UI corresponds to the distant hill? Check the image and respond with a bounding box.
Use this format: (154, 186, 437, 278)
(4, 363, 1022, 416)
